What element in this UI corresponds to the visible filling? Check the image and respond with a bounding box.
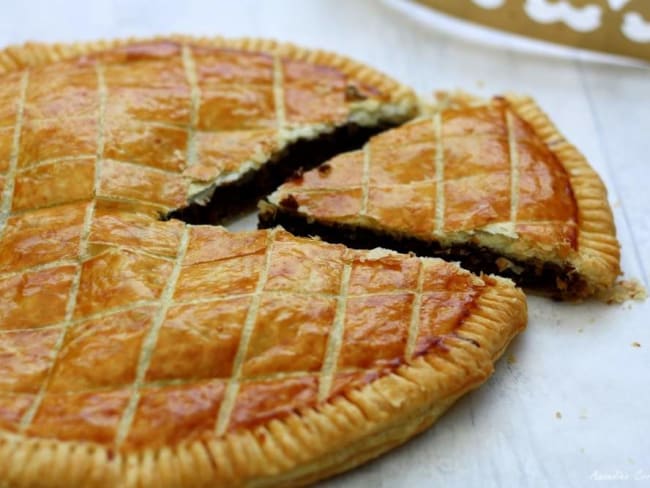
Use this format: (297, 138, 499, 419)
(258, 207, 588, 299)
(165, 123, 396, 225)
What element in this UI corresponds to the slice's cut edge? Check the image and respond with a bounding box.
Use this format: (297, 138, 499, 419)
(504, 94, 621, 296)
(0, 273, 526, 488)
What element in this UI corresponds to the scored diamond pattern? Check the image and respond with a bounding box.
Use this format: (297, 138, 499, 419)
(0, 40, 485, 451)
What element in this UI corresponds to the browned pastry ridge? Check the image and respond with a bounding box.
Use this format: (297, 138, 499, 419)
(0, 37, 526, 487)
(261, 94, 621, 299)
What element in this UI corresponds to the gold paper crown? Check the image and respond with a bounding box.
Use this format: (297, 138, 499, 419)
(414, 0, 650, 62)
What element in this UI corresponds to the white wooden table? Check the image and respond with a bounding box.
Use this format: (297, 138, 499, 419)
(2, 1, 648, 486)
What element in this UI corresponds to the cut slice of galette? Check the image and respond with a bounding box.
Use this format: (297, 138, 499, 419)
(261, 93, 620, 299)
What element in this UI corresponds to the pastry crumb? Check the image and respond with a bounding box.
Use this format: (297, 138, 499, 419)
(579, 408, 588, 420)
(599, 279, 647, 304)
(317, 163, 332, 175)
(288, 166, 304, 182)
(279, 193, 300, 211)
(632, 341, 641, 348)
(345, 84, 368, 102)
(555, 411, 562, 419)
(507, 353, 516, 365)
(578, 328, 584, 333)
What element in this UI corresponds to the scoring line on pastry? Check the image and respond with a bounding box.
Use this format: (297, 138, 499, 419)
(214, 227, 279, 436)
(17, 144, 92, 433)
(17, 65, 108, 434)
(15, 154, 96, 173)
(115, 225, 191, 446)
(181, 44, 200, 174)
(99, 158, 182, 177)
(317, 260, 353, 402)
(0, 299, 160, 338)
(405, 260, 426, 361)
(94, 194, 170, 212)
(433, 111, 445, 234)
(272, 53, 287, 141)
(506, 109, 520, 226)
(359, 144, 372, 216)
(0, 72, 28, 236)
(0, 258, 79, 280)
(7, 196, 93, 217)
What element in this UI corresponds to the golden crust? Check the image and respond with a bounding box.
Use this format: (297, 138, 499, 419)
(504, 94, 620, 295)
(0, 272, 525, 487)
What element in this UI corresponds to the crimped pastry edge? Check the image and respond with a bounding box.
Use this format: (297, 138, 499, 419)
(504, 94, 621, 295)
(0, 275, 525, 487)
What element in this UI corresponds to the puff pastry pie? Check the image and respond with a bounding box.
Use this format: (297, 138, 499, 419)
(0, 38, 526, 487)
(261, 94, 621, 299)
